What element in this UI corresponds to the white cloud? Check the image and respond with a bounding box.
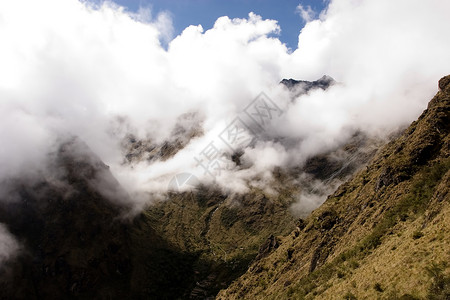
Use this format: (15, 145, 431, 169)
(154, 11, 174, 44)
(0, 0, 449, 205)
(296, 4, 316, 23)
(285, 0, 450, 135)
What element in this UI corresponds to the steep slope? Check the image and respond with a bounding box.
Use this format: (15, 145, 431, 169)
(0, 138, 202, 299)
(0, 138, 133, 299)
(218, 75, 450, 299)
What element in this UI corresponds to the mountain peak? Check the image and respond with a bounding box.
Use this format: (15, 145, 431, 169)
(280, 75, 336, 95)
(439, 74, 450, 92)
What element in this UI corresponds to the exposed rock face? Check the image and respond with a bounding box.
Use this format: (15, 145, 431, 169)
(217, 76, 450, 299)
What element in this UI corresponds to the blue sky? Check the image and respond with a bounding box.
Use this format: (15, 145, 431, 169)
(108, 0, 328, 50)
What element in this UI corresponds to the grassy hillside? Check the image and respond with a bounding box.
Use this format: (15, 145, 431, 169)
(217, 75, 450, 300)
(144, 182, 298, 298)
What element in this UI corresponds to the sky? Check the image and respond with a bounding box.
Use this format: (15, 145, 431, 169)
(100, 0, 328, 50)
(1, 0, 450, 262)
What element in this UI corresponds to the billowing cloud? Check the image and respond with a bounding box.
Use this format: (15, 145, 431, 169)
(0, 0, 449, 206)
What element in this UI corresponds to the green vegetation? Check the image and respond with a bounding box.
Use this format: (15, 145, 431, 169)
(220, 206, 239, 229)
(356, 158, 449, 253)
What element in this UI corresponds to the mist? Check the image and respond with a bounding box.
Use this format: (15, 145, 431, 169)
(0, 0, 449, 208)
(0, 224, 19, 267)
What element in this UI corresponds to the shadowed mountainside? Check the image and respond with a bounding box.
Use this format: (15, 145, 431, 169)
(0, 139, 201, 299)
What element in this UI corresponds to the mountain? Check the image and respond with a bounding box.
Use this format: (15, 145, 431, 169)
(2, 76, 447, 300)
(281, 75, 336, 98)
(0, 138, 201, 299)
(0, 138, 133, 299)
(122, 112, 203, 164)
(217, 75, 450, 299)
(137, 78, 382, 298)
(1, 102, 377, 299)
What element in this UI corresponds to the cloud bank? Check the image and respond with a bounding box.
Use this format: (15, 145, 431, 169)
(0, 0, 449, 206)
